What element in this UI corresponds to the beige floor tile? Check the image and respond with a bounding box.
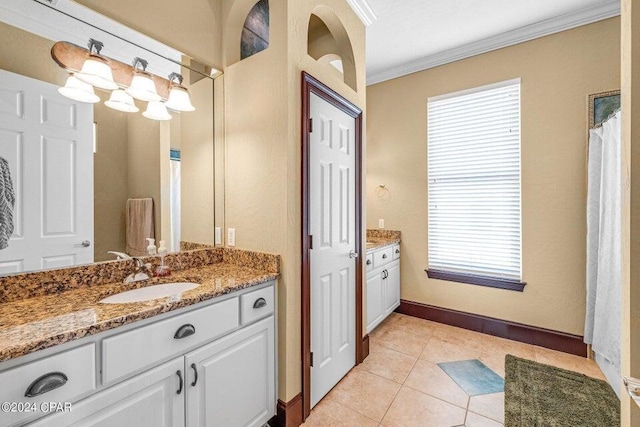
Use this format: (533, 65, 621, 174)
(381, 386, 467, 427)
(302, 396, 378, 427)
(328, 368, 400, 422)
(534, 346, 606, 380)
(375, 327, 430, 357)
(465, 410, 504, 427)
(420, 336, 479, 363)
(359, 344, 417, 384)
(389, 314, 439, 338)
(473, 335, 536, 360)
(477, 352, 506, 378)
(404, 359, 469, 408)
(468, 393, 505, 423)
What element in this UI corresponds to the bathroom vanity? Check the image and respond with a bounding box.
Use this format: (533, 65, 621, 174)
(365, 232, 401, 333)
(0, 251, 278, 427)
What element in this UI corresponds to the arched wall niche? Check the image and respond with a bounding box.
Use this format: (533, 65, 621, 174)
(307, 6, 357, 90)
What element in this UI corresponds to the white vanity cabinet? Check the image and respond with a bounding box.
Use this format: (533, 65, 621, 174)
(366, 244, 400, 333)
(9, 281, 276, 427)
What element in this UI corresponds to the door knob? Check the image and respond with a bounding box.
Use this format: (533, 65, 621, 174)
(349, 251, 359, 259)
(75, 240, 91, 248)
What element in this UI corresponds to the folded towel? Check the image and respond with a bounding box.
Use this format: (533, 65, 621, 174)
(126, 198, 154, 256)
(0, 157, 15, 250)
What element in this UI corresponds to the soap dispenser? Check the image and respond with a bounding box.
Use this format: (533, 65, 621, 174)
(146, 238, 157, 256)
(154, 240, 171, 277)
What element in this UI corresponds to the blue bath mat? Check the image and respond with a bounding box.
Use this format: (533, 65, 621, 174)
(438, 359, 504, 396)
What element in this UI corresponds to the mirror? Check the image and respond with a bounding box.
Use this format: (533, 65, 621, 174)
(0, 1, 223, 275)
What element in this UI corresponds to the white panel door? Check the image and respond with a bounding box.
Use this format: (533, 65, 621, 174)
(27, 357, 185, 427)
(0, 70, 93, 274)
(185, 316, 275, 427)
(309, 92, 356, 408)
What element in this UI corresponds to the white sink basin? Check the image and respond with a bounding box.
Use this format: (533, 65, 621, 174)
(99, 282, 200, 304)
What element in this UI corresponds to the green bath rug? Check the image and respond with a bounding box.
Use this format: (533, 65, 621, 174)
(505, 355, 619, 427)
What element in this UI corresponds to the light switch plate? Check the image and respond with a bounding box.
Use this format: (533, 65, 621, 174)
(227, 228, 236, 247)
(215, 227, 222, 245)
(379, 219, 385, 229)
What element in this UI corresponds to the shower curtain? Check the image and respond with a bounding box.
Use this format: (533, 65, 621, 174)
(585, 110, 621, 397)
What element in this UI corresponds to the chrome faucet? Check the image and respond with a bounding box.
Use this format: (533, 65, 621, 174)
(124, 258, 153, 283)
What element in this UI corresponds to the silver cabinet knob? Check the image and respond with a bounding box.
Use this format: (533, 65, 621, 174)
(349, 251, 359, 259)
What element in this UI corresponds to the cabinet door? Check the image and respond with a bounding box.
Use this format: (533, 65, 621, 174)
(28, 358, 184, 427)
(384, 262, 400, 314)
(186, 316, 275, 427)
(366, 271, 384, 333)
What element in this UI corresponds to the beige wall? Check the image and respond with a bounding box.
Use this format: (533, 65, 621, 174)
(621, 0, 640, 424)
(366, 18, 620, 336)
(75, 0, 222, 68)
(222, 0, 365, 402)
(181, 78, 215, 245)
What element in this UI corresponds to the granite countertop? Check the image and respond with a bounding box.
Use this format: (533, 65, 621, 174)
(0, 263, 278, 363)
(366, 238, 400, 252)
(366, 229, 401, 252)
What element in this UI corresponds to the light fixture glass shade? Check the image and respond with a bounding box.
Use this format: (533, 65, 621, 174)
(126, 72, 161, 102)
(75, 55, 118, 90)
(105, 89, 139, 113)
(58, 75, 100, 103)
(143, 101, 172, 121)
(165, 85, 195, 112)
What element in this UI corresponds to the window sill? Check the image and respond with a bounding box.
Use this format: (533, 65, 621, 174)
(425, 269, 526, 292)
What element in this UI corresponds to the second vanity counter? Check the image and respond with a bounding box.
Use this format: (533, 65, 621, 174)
(0, 253, 279, 364)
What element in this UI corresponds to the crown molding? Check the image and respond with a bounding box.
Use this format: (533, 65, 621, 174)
(367, 0, 620, 85)
(346, 0, 377, 27)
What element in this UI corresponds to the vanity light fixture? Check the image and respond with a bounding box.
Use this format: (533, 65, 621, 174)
(165, 72, 195, 112)
(75, 39, 118, 90)
(58, 74, 100, 103)
(126, 58, 162, 102)
(143, 100, 172, 121)
(105, 89, 139, 113)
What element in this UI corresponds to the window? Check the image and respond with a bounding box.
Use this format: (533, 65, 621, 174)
(426, 79, 524, 291)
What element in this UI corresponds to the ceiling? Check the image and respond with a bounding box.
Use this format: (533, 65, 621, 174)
(359, 0, 620, 85)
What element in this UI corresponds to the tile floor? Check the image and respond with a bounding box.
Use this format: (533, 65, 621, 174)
(302, 312, 606, 427)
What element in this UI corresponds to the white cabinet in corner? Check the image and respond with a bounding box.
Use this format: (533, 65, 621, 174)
(366, 244, 400, 334)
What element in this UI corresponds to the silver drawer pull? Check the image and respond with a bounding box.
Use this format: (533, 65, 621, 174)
(25, 372, 68, 397)
(382, 254, 388, 259)
(366, 259, 372, 265)
(395, 249, 400, 254)
(253, 298, 267, 309)
(174, 324, 196, 339)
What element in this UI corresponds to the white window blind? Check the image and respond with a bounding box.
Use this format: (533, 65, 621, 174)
(427, 79, 522, 280)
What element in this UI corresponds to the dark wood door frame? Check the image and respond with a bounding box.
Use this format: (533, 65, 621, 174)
(301, 71, 364, 421)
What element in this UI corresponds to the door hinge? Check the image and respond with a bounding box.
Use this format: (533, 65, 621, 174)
(310, 352, 314, 367)
(309, 118, 313, 132)
(309, 235, 313, 250)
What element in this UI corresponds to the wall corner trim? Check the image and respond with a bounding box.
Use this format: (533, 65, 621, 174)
(367, 0, 621, 85)
(397, 300, 588, 357)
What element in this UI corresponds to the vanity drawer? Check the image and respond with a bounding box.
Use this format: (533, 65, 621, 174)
(240, 285, 274, 325)
(373, 247, 393, 269)
(392, 244, 400, 260)
(365, 254, 374, 273)
(0, 344, 95, 427)
(102, 297, 239, 384)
